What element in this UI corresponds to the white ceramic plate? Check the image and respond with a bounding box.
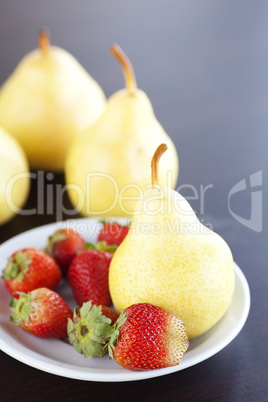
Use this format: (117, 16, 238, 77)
(0, 218, 250, 382)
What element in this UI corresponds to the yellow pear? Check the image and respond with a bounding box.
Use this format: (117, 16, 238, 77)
(65, 45, 178, 217)
(0, 30, 106, 171)
(109, 144, 235, 339)
(0, 126, 30, 225)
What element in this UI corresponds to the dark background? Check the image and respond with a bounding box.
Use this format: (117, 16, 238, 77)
(0, 1, 267, 401)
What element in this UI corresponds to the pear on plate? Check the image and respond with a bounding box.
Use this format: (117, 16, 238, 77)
(65, 44, 178, 217)
(109, 144, 235, 339)
(0, 30, 106, 171)
(0, 126, 30, 225)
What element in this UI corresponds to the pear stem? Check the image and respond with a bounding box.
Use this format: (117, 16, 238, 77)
(38, 29, 50, 56)
(110, 44, 137, 94)
(151, 144, 168, 187)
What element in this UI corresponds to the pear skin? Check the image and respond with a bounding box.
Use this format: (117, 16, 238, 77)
(0, 30, 106, 171)
(0, 126, 30, 225)
(109, 145, 235, 339)
(65, 45, 178, 217)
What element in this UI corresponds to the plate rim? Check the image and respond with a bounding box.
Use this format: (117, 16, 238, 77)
(0, 218, 251, 382)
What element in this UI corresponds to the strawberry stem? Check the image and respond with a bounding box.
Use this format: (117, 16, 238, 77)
(81, 326, 89, 336)
(110, 44, 137, 94)
(151, 144, 168, 187)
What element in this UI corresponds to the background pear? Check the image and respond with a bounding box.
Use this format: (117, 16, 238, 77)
(109, 144, 235, 339)
(0, 30, 106, 171)
(65, 44, 178, 217)
(0, 126, 30, 225)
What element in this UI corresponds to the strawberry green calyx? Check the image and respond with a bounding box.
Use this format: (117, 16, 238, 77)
(84, 242, 117, 253)
(45, 230, 66, 255)
(9, 292, 33, 325)
(99, 219, 131, 227)
(102, 311, 128, 359)
(2, 251, 32, 282)
(99, 219, 108, 225)
(67, 301, 114, 359)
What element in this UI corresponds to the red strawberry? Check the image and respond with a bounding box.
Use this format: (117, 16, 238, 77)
(45, 228, 85, 275)
(67, 301, 118, 359)
(103, 303, 189, 371)
(98, 222, 129, 247)
(68, 243, 113, 307)
(101, 305, 119, 325)
(9, 288, 73, 338)
(74, 305, 118, 325)
(2, 248, 62, 297)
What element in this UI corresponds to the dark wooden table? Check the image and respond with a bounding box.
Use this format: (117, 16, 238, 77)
(0, 2, 267, 401)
